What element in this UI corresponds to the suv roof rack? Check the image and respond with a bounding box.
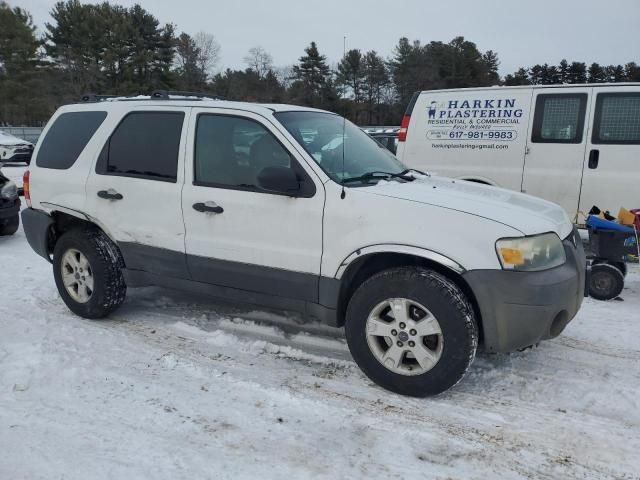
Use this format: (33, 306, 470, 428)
(151, 90, 225, 101)
(79, 91, 226, 104)
(80, 94, 119, 103)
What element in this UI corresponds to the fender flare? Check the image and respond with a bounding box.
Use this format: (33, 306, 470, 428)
(333, 244, 466, 279)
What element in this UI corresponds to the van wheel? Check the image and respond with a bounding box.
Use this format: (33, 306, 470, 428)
(0, 215, 19, 236)
(344, 267, 478, 397)
(589, 263, 624, 301)
(53, 228, 127, 319)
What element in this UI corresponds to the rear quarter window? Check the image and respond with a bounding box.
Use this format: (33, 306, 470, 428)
(36, 111, 107, 169)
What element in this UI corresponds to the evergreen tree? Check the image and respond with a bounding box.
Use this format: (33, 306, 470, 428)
(291, 42, 334, 108)
(605, 64, 626, 82)
(175, 33, 206, 90)
(558, 59, 570, 84)
(0, 1, 47, 125)
(503, 67, 530, 86)
(588, 62, 607, 83)
(482, 50, 500, 85)
(625, 62, 640, 81)
(567, 62, 587, 84)
(336, 48, 366, 104)
(362, 50, 390, 124)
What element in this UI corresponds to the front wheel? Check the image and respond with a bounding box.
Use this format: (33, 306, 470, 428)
(345, 267, 478, 397)
(53, 228, 127, 318)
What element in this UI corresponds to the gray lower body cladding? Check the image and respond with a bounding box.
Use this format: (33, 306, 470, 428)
(21, 208, 587, 349)
(21, 207, 53, 260)
(463, 233, 586, 353)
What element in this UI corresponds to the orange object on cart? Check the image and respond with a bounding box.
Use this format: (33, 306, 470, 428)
(630, 209, 640, 230)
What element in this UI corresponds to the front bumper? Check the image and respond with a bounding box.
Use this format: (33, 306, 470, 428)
(463, 230, 586, 353)
(0, 198, 20, 219)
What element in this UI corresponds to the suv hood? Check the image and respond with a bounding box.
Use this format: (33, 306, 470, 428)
(364, 175, 573, 239)
(0, 132, 31, 146)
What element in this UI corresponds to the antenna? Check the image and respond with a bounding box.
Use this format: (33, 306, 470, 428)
(340, 35, 347, 200)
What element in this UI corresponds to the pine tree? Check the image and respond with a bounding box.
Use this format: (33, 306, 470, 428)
(291, 41, 333, 108)
(0, 1, 45, 125)
(558, 59, 570, 84)
(567, 62, 587, 84)
(362, 50, 390, 124)
(503, 67, 530, 86)
(625, 62, 640, 81)
(482, 50, 500, 85)
(336, 49, 366, 104)
(175, 33, 206, 90)
(588, 63, 607, 83)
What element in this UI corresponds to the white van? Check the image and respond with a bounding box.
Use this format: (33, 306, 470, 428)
(396, 84, 640, 222)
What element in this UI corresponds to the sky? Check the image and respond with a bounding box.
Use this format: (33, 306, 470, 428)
(12, 0, 640, 76)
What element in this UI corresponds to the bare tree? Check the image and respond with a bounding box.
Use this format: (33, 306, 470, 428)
(273, 65, 294, 88)
(244, 46, 273, 78)
(193, 31, 220, 80)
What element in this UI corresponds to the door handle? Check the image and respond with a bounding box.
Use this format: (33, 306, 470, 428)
(193, 201, 224, 214)
(588, 149, 600, 169)
(97, 189, 123, 200)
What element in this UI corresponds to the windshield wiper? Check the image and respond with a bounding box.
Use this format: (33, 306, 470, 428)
(400, 168, 429, 177)
(342, 170, 415, 184)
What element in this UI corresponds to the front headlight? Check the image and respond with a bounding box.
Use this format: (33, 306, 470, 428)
(0, 181, 18, 200)
(496, 232, 566, 271)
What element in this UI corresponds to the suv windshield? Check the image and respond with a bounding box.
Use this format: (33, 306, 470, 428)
(274, 111, 406, 184)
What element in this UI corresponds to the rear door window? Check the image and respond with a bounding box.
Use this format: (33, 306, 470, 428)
(36, 111, 107, 169)
(96, 111, 184, 182)
(531, 94, 588, 143)
(592, 92, 640, 144)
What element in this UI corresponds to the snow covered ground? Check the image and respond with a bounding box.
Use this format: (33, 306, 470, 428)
(1, 164, 639, 479)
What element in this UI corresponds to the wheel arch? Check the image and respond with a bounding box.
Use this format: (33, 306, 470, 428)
(42, 207, 123, 264)
(333, 248, 483, 341)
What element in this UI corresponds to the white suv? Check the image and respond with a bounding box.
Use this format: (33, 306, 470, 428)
(21, 91, 586, 396)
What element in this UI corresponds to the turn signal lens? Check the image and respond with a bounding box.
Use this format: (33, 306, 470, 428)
(499, 247, 524, 266)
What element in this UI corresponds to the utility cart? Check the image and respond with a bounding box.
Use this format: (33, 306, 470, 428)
(586, 216, 639, 300)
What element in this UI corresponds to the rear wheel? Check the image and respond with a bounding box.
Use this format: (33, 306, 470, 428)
(345, 267, 478, 397)
(0, 215, 19, 236)
(589, 263, 624, 300)
(53, 228, 127, 318)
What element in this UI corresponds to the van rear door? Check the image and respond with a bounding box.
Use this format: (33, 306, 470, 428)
(579, 86, 640, 217)
(521, 87, 592, 220)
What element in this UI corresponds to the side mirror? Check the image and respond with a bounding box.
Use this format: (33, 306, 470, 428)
(257, 166, 300, 195)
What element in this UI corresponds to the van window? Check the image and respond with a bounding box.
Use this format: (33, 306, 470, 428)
(592, 92, 640, 145)
(36, 111, 107, 169)
(97, 111, 184, 182)
(194, 114, 294, 192)
(532, 94, 587, 144)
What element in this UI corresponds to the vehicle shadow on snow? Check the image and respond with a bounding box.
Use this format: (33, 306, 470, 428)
(112, 285, 526, 392)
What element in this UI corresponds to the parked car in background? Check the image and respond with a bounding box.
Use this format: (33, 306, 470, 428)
(396, 83, 640, 223)
(0, 131, 34, 165)
(363, 127, 400, 154)
(22, 92, 586, 396)
(0, 167, 20, 235)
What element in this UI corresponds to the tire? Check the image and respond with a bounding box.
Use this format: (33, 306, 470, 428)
(344, 267, 478, 397)
(592, 259, 627, 278)
(589, 263, 624, 301)
(53, 228, 127, 318)
(0, 215, 19, 236)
